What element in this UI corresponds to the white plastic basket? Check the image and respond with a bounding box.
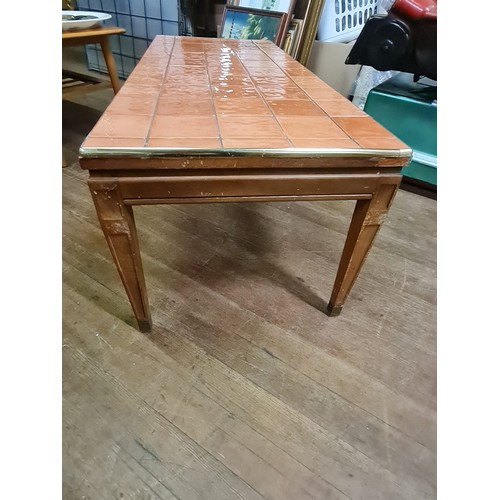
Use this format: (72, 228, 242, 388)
(317, 0, 381, 43)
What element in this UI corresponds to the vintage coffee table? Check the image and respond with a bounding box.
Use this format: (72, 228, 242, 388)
(79, 36, 411, 332)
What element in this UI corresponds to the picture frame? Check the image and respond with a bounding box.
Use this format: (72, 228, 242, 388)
(284, 17, 304, 58)
(293, 0, 325, 65)
(220, 6, 288, 46)
(227, 0, 294, 15)
(227, 0, 297, 48)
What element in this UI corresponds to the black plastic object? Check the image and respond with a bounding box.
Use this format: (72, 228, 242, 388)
(345, 13, 436, 81)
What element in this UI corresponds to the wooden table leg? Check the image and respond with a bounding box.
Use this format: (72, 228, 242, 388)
(89, 179, 151, 331)
(99, 37, 121, 94)
(328, 181, 400, 316)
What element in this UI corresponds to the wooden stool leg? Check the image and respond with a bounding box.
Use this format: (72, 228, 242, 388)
(99, 37, 121, 94)
(328, 181, 400, 316)
(89, 179, 152, 332)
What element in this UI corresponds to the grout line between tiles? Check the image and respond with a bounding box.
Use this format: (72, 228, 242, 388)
(202, 39, 223, 149)
(143, 37, 176, 147)
(229, 40, 293, 148)
(252, 41, 360, 143)
(245, 41, 358, 147)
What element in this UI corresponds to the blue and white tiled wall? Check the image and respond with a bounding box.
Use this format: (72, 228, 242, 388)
(76, 0, 182, 78)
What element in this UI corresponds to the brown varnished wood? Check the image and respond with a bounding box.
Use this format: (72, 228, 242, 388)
(87, 168, 401, 330)
(328, 180, 401, 314)
(62, 26, 126, 45)
(88, 166, 403, 177)
(80, 155, 408, 171)
(115, 172, 391, 200)
(88, 179, 151, 331)
(79, 36, 410, 331)
(99, 36, 122, 94)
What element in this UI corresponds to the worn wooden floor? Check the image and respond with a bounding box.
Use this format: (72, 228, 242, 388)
(62, 89, 437, 500)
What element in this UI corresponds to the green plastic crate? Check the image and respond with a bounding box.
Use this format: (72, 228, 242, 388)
(363, 76, 437, 186)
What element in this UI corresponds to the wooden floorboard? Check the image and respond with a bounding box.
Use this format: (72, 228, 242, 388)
(62, 89, 437, 499)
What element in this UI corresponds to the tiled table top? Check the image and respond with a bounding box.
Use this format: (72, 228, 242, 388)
(80, 36, 411, 161)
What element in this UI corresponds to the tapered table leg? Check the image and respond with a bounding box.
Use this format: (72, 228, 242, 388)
(88, 179, 151, 332)
(328, 181, 401, 316)
(100, 37, 121, 94)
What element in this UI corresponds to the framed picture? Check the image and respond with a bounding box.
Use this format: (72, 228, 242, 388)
(228, 0, 294, 14)
(283, 17, 304, 58)
(220, 6, 288, 46)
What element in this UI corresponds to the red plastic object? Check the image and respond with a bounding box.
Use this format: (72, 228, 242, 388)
(391, 0, 437, 20)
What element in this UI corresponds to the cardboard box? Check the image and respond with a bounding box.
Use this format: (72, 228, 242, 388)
(306, 40, 360, 97)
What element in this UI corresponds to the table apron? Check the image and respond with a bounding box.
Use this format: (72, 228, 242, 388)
(95, 172, 401, 203)
(62, 35, 109, 47)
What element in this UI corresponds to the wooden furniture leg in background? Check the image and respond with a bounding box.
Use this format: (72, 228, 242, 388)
(62, 26, 125, 95)
(63, 27, 125, 169)
(99, 37, 121, 94)
(89, 179, 151, 332)
(328, 179, 401, 316)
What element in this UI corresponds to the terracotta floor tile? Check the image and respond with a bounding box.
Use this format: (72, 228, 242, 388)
(149, 115, 219, 138)
(151, 44, 174, 53)
(206, 55, 240, 64)
(83, 36, 406, 159)
(117, 85, 161, 98)
(81, 137, 145, 148)
(146, 137, 221, 148)
(156, 98, 214, 116)
(236, 53, 269, 61)
(210, 75, 253, 86)
(212, 78, 255, 88)
(291, 137, 360, 149)
(105, 96, 157, 115)
(218, 115, 286, 139)
(159, 86, 212, 99)
(140, 51, 171, 60)
(127, 74, 163, 84)
(222, 138, 291, 149)
(172, 43, 204, 54)
(246, 68, 287, 78)
(90, 114, 151, 139)
(214, 98, 271, 116)
(289, 76, 331, 88)
(169, 54, 206, 65)
(276, 116, 350, 140)
(207, 67, 247, 77)
(267, 99, 325, 116)
(333, 116, 393, 139)
(243, 60, 283, 68)
(354, 136, 410, 150)
(175, 42, 205, 52)
(316, 100, 365, 116)
(212, 86, 259, 99)
(124, 70, 161, 82)
(128, 68, 165, 79)
(282, 65, 315, 76)
(252, 76, 294, 87)
(302, 86, 344, 100)
(166, 74, 210, 87)
(258, 86, 310, 100)
(167, 66, 210, 78)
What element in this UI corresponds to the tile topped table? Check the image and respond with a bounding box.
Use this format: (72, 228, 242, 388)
(79, 35, 412, 332)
